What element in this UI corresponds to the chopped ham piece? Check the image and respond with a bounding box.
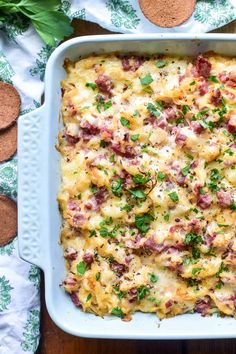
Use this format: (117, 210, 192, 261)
(210, 89, 222, 106)
(144, 235, 166, 253)
(216, 190, 232, 207)
(70, 292, 82, 307)
(64, 247, 77, 261)
(197, 194, 212, 209)
(111, 143, 136, 158)
(95, 74, 113, 96)
(163, 106, 177, 120)
(121, 55, 144, 72)
(227, 115, 236, 133)
(175, 133, 187, 147)
(193, 55, 212, 78)
(199, 80, 209, 96)
(195, 299, 211, 316)
(191, 121, 204, 134)
(110, 261, 126, 276)
(82, 252, 94, 265)
(219, 72, 236, 88)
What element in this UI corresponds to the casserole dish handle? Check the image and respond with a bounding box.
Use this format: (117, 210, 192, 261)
(18, 105, 46, 269)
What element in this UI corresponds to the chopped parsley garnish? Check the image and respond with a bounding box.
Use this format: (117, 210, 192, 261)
(137, 285, 150, 300)
(157, 171, 165, 181)
(109, 154, 115, 163)
(156, 60, 168, 68)
(120, 116, 131, 127)
(77, 261, 87, 276)
(111, 178, 124, 197)
(90, 185, 98, 194)
(148, 297, 161, 305)
(96, 94, 112, 112)
(130, 189, 146, 199)
(115, 290, 126, 300)
(100, 140, 108, 148)
(210, 168, 222, 182)
(187, 278, 199, 287)
(184, 233, 202, 245)
(133, 172, 151, 185)
(147, 102, 161, 117)
(95, 272, 101, 281)
(196, 109, 209, 118)
(230, 202, 236, 211)
(135, 213, 154, 234)
(121, 204, 133, 212)
(140, 73, 153, 85)
(111, 307, 125, 318)
(190, 81, 196, 86)
(192, 267, 202, 276)
(208, 76, 219, 83)
(182, 105, 190, 115)
(199, 119, 209, 129)
(168, 191, 179, 202)
(86, 293, 92, 302)
(131, 134, 139, 142)
(216, 262, 228, 277)
(199, 188, 206, 195)
(104, 100, 112, 110)
(99, 227, 110, 237)
(225, 148, 234, 156)
(181, 165, 190, 176)
(89, 230, 96, 237)
(164, 212, 170, 221)
(85, 82, 97, 90)
(150, 274, 158, 283)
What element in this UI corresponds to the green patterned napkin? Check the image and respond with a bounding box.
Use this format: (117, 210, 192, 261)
(0, 1, 235, 353)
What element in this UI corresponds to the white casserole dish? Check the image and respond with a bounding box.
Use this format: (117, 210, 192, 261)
(18, 33, 236, 339)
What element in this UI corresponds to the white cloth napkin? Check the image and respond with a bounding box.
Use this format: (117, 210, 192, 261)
(0, 1, 235, 353)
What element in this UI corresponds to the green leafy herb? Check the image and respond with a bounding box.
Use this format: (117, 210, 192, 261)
(230, 202, 236, 211)
(99, 227, 110, 237)
(190, 81, 196, 86)
(111, 307, 125, 318)
(225, 148, 234, 156)
(77, 261, 87, 276)
(184, 233, 202, 245)
(147, 102, 161, 117)
(104, 100, 112, 110)
(164, 212, 170, 221)
(182, 105, 190, 115)
(109, 154, 115, 163)
(86, 293, 92, 302)
(111, 178, 124, 197)
(192, 267, 202, 276)
(121, 204, 133, 212)
(95, 272, 101, 281)
(157, 171, 165, 181)
(199, 120, 209, 129)
(100, 140, 108, 148)
(137, 285, 150, 300)
(133, 173, 151, 185)
(216, 262, 228, 277)
(120, 116, 130, 127)
(85, 82, 97, 90)
(168, 191, 179, 202)
(135, 214, 154, 234)
(130, 189, 146, 199)
(208, 76, 219, 83)
(187, 278, 199, 287)
(0, 1, 73, 45)
(148, 297, 161, 305)
(181, 165, 190, 176)
(150, 274, 158, 283)
(199, 188, 206, 195)
(89, 230, 96, 238)
(140, 73, 153, 85)
(156, 60, 168, 68)
(131, 134, 139, 142)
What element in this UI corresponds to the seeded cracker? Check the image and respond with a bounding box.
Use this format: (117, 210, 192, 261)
(0, 123, 17, 162)
(139, 0, 196, 28)
(0, 82, 21, 130)
(0, 195, 17, 246)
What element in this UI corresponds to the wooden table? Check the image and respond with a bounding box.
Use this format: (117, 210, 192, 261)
(38, 19, 236, 354)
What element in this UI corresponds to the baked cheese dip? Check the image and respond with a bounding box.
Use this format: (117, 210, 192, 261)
(58, 53, 236, 321)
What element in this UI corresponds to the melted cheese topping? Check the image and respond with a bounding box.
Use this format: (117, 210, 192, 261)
(58, 53, 236, 321)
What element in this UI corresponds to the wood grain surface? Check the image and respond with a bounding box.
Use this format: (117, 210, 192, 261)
(38, 18, 236, 354)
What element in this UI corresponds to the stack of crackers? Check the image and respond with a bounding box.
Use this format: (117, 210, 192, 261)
(0, 82, 20, 247)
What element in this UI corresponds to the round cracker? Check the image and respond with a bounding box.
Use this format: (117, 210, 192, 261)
(0, 82, 21, 130)
(0, 195, 17, 246)
(0, 123, 17, 162)
(139, 0, 196, 28)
